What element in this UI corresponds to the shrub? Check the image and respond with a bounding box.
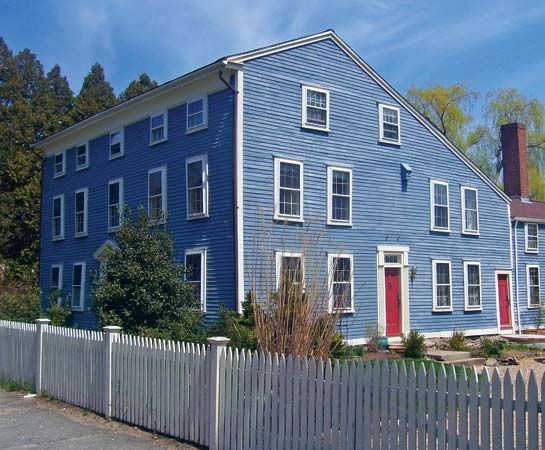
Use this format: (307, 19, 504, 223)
(0, 261, 40, 323)
(208, 295, 257, 350)
(402, 330, 426, 359)
(329, 333, 365, 360)
(471, 338, 504, 358)
(447, 330, 468, 351)
(46, 292, 71, 327)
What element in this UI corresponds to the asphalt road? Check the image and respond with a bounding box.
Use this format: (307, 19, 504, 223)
(0, 389, 199, 449)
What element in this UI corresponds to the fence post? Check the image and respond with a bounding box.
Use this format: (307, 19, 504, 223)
(208, 336, 230, 450)
(103, 325, 121, 420)
(35, 318, 50, 394)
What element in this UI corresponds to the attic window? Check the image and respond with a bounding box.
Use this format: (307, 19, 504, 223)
(109, 130, 124, 159)
(378, 104, 400, 144)
(302, 86, 329, 131)
(150, 112, 167, 144)
(187, 97, 207, 132)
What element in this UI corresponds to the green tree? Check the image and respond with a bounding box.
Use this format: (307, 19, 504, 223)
(71, 63, 116, 123)
(44, 64, 74, 135)
(91, 209, 205, 341)
(119, 73, 158, 102)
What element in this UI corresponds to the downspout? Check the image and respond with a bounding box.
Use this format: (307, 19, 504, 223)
(218, 70, 242, 314)
(514, 220, 522, 334)
(38, 155, 45, 313)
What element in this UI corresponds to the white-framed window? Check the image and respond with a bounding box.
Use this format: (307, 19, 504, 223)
(186, 154, 208, 219)
(327, 166, 352, 225)
(328, 253, 354, 313)
(527, 265, 541, 308)
(76, 143, 89, 170)
(108, 178, 124, 231)
(461, 186, 479, 234)
(302, 85, 330, 131)
(274, 158, 303, 221)
(432, 260, 452, 311)
(71, 262, 85, 310)
(430, 180, 450, 232)
(52, 194, 64, 240)
(378, 103, 401, 144)
(50, 264, 63, 305)
(186, 97, 207, 132)
(464, 261, 482, 311)
(150, 111, 167, 145)
(54, 151, 65, 178)
(185, 249, 206, 311)
(109, 129, 124, 159)
(275, 251, 304, 290)
(74, 188, 88, 237)
(525, 223, 539, 253)
(148, 166, 167, 222)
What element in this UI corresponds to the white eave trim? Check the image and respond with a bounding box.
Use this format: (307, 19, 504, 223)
(512, 216, 545, 224)
(225, 30, 510, 204)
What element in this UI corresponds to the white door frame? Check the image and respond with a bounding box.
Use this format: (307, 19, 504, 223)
(377, 245, 410, 337)
(495, 270, 514, 333)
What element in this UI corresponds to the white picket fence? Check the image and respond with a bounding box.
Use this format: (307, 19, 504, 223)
(0, 319, 544, 449)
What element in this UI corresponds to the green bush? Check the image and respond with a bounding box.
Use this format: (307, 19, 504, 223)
(208, 295, 257, 350)
(0, 261, 40, 323)
(471, 338, 504, 358)
(402, 330, 426, 359)
(329, 333, 366, 360)
(448, 330, 468, 351)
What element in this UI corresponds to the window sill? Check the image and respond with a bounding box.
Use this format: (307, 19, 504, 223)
(332, 308, 355, 314)
(149, 138, 168, 147)
(186, 124, 208, 135)
(187, 213, 209, 221)
(108, 226, 121, 233)
(302, 123, 330, 132)
(71, 306, 84, 312)
(54, 172, 65, 179)
(327, 220, 352, 227)
(433, 307, 453, 313)
(430, 227, 450, 233)
(274, 215, 304, 223)
(525, 249, 539, 255)
(109, 152, 124, 161)
(378, 138, 401, 146)
(528, 304, 541, 309)
(462, 230, 480, 236)
(52, 236, 64, 242)
(464, 306, 482, 312)
(76, 164, 89, 172)
(148, 218, 167, 227)
(75, 232, 88, 238)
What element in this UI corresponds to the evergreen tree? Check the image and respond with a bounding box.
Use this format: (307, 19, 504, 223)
(45, 64, 74, 135)
(119, 72, 157, 102)
(71, 63, 116, 123)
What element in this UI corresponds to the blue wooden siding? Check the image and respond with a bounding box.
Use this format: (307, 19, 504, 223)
(39, 88, 235, 328)
(513, 221, 545, 329)
(241, 38, 512, 339)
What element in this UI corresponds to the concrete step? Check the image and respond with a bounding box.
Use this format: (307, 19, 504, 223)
(446, 357, 486, 367)
(427, 349, 471, 362)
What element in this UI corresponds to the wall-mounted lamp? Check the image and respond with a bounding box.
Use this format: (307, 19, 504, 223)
(410, 265, 418, 282)
(401, 162, 413, 181)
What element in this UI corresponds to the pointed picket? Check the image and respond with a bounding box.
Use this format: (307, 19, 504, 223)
(417, 363, 427, 450)
(389, 362, 400, 450)
(372, 362, 381, 449)
(491, 369, 502, 450)
(306, 358, 317, 450)
(355, 362, 365, 450)
(458, 366, 468, 449)
(380, 361, 390, 450)
(330, 361, 341, 450)
(515, 371, 526, 450)
(339, 362, 350, 450)
(446, 365, 457, 450)
(468, 368, 479, 450)
(323, 359, 333, 450)
(271, 353, 280, 450)
(427, 364, 437, 450)
(504, 370, 514, 450)
(314, 358, 325, 450)
(277, 354, 287, 450)
(480, 368, 491, 450)
(527, 370, 538, 450)
(347, 362, 357, 450)
(292, 356, 302, 450)
(300, 357, 310, 450)
(398, 362, 408, 450)
(263, 352, 273, 450)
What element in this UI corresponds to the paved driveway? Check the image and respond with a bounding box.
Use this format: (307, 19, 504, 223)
(0, 389, 199, 449)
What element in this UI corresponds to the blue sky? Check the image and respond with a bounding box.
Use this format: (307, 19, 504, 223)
(2, 0, 545, 107)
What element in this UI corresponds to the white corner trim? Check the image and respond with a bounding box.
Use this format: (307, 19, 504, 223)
(235, 71, 245, 314)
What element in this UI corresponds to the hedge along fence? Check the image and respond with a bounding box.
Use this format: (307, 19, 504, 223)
(0, 319, 544, 450)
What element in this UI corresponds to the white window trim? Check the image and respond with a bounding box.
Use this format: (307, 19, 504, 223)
(275, 251, 304, 290)
(147, 165, 167, 224)
(432, 259, 453, 312)
(74, 188, 88, 238)
(378, 103, 401, 145)
(186, 96, 208, 134)
(327, 253, 354, 313)
(51, 264, 63, 305)
(463, 261, 482, 311)
(54, 151, 66, 178)
(109, 129, 124, 160)
(274, 157, 304, 222)
(525, 223, 539, 254)
(430, 180, 450, 233)
(149, 111, 168, 146)
(461, 186, 479, 235)
(52, 194, 65, 241)
(75, 142, 89, 171)
(301, 85, 330, 132)
(108, 178, 124, 232)
(185, 249, 207, 312)
(71, 262, 86, 311)
(327, 166, 352, 226)
(527, 264, 541, 309)
(185, 154, 209, 220)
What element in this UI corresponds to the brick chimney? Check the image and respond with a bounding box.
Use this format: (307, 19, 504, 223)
(501, 122, 529, 199)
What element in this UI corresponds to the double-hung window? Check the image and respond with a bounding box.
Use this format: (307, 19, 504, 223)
(432, 260, 452, 311)
(52, 194, 64, 240)
(527, 265, 541, 308)
(109, 130, 124, 159)
(461, 187, 479, 234)
(150, 112, 167, 144)
(108, 178, 123, 231)
(464, 261, 482, 310)
(185, 250, 206, 311)
(187, 97, 207, 132)
(327, 167, 352, 225)
(328, 253, 354, 313)
(148, 166, 167, 222)
(274, 158, 303, 221)
(276, 252, 304, 291)
(76, 143, 89, 170)
(430, 180, 450, 232)
(54, 152, 65, 177)
(51, 264, 63, 304)
(378, 104, 401, 144)
(526, 223, 539, 253)
(186, 155, 208, 219)
(71, 262, 85, 310)
(302, 86, 329, 131)
(74, 188, 88, 237)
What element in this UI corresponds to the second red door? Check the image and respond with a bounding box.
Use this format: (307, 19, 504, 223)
(385, 267, 401, 336)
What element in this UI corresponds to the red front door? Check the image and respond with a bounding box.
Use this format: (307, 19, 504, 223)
(498, 274, 511, 328)
(385, 267, 401, 336)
